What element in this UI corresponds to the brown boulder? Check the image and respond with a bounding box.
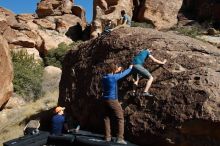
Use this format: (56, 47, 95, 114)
(36, 0, 74, 18)
(59, 27, 220, 145)
(33, 19, 56, 30)
(2, 27, 17, 42)
(11, 23, 31, 31)
(11, 36, 36, 48)
(16, 14, 39, 30)
(0, 7, 17, 35)
(62, 0, 73, 14)
(36, 1, 54, 18)
(71, 5, 86, 28)
(0, 36, 13, 109)
(135, 0, 183, 29)
(16, 14, 36, 22)
(36, 29, 72, 53)
(42, 66, 62, 95)
(0, 21, 9, 35)
(0, 7, 17, 26)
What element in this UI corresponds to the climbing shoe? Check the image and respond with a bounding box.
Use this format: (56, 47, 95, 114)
(116, 139, 127, 145)
(129, 91, 136, 96)
(105, 137, 111, 142)
(142, 92, 153, 97)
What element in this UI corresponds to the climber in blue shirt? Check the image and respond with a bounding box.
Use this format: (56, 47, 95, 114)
(51, 106, 68, 135)
(102, 63, 133, 144)
(132, 49, 167, 97)
(102, 64, 132, 100)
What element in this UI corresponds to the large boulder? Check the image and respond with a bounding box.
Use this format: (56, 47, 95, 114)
(59, 27, 220, 145)
(135, 0, 183, 29)
(0, 7, 17, 35)
(0, 36, 13, 109)
(36, 0, 74, 18)
(0, 7, 17, 27)
(42, 66, 62, 95)
(36, 29, 72, 53)
(16, 14, 39, 30)
(71, 5, 87, 28)
(33, 19, 56, 30)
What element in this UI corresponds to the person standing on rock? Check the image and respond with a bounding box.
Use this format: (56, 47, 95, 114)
(102, 63, 133, 144)
(132, 48, 167, 97)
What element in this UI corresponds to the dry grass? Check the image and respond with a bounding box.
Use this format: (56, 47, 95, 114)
(0, 125, 24, 146)
(0, 91, 58, 146)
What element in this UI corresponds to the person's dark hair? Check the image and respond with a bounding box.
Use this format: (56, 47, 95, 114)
(121, 10, 125, 15)
(105, 63, 117, 73)
(106, 20, 112, 25)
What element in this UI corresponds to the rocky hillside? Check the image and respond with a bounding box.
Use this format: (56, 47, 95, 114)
(0, 36, 13, 109)
(0, 0, 86, 57)
(59, 27, 220, 146)
(0, 0, 86, 109)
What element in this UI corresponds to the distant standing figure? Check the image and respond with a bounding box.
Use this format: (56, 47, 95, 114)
(51, 106, 68, 135)
(102, 63, 133, 144)
(132, 48, 167, 96)
(121, 10, 131, 26)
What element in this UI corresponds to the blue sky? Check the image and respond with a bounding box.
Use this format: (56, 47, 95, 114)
(0, 0, 93, 22)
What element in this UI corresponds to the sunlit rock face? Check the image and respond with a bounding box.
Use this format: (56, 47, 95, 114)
(91, 0, 183, 38)
(134, 0, 183, 29)
(0, 4, 86, 56)
(36, 0, 74, 18)
(0, 35, 13, 109)
(59, 27, 220, 146)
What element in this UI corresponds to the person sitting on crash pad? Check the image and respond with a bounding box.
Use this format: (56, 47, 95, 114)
(102, 63, 133, 144)
(51, 106, 69, 135)
(132, 48, 167, 97)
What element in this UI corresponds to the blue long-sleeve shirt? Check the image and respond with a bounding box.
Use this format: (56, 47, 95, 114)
(102, 68, 132, 100)
(51, 114, 65, 135)
(132, 49, 151, 65)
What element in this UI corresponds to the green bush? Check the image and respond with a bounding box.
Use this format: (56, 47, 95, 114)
(131, 21, 154, 28)
(12, 50, 44, 101)
(174, 26, 202, 38)
(44, 42, 82, 68)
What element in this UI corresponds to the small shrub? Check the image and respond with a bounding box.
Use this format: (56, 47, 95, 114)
(44, 41, 82, 68)
(131, 21, 154, 28)
(174, 26, 202, 38)
(12, 50, 44, 101)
